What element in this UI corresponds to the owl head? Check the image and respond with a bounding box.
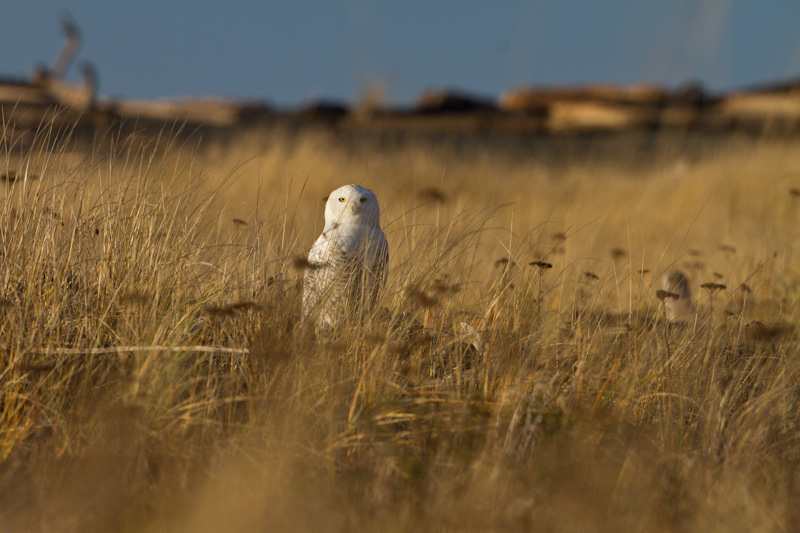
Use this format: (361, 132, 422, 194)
(324, 184, 382, 229)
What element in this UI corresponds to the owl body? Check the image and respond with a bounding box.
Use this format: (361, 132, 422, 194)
(303, 185, 388, 331)
(661, 270, 694, 323)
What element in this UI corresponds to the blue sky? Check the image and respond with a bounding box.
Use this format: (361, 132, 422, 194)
(3, 1, 800, 106)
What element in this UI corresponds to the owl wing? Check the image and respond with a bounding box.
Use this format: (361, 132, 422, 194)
(368, 228, 389, 289)
(303, 232, 345, 318)
(350, 227, 389, 310)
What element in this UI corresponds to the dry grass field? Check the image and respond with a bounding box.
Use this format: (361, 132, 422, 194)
(2, 118, 800, 531)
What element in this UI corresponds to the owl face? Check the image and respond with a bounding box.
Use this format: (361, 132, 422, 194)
(324, 184, 382, 228)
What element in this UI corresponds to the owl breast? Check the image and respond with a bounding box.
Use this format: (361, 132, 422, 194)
(302, 223, 388, 331)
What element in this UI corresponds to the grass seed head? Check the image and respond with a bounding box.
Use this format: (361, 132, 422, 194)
(407, 286, 439, 308)
(739, 283, 751, 293)
(684, 260, 705, 271)
(432, 279, 460, 295)
(1, 171, 39, 182)
(494, 257, 516, 268)
(417, 187, 448, 203)
(656, 289, 680, 301)
(700, 282, 727, 293)
(610, 247, 627, 260)
(744, 320, 784, 341)
(529, 261, 553, 270)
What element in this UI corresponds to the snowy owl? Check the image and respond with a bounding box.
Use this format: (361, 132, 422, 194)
(661, 270, 694, 323)
(302, 184, 389, 331)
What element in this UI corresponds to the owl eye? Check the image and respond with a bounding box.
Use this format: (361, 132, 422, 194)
(359, 198, 368, 203)
(338, 197, 346, 203)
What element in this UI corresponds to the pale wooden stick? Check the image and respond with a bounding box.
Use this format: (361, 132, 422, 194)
(24, 345, 250, 356)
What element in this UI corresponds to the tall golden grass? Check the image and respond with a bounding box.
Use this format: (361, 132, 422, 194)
(2, 119, 800, 531)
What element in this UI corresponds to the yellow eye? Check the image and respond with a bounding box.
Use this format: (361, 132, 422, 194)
(359, 198, 367, 203)
(338, 197, 346, 202)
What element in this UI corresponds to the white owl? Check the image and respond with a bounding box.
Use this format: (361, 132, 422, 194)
(302, 184, 389, 331)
